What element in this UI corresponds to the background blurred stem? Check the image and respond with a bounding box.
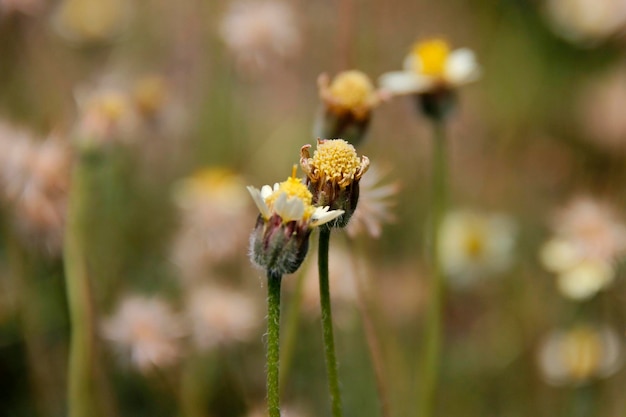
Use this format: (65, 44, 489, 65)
(64, 151, 104, 417)
(419, 119, 447, 417)
(318, 227, 343, 417)
(267, 271, 282, 417)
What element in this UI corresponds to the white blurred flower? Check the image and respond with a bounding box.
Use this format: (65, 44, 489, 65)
(540, 197, 626, 300)
(543, 0, 626, 45)
(346, 164, 399, 239)
(379, 38, 480, 96)
(101, 295, 186, 372)
(171, 168, 252, 282)
(219, 1, 300, 74)
(438, 209, 516, 287)
(186, 284, 260, 350)
(538, 324, 622, 386)
(0, 123, 71, 256)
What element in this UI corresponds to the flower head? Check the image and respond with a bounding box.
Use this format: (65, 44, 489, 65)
(101, 295, 187, 372)
(300, 139, 369, 227)
(52, 0, 131, 45)
(248, 166, 343, 275)
(540, 197, 626, 300)
(537, 324, 622, 386)
(379, 38, 480, 96)
(438, 209, 516, 288)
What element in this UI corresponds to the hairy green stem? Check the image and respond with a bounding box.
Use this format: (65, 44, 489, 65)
(64, 154, 102, 417)
(419, 119, 447, 417)
(267, 271, 283, 417)
(279, 267, 306, 394)
(319, 227, 343, 417)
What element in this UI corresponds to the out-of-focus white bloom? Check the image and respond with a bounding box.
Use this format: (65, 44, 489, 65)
(101, 295, 186, 372)
(52, 0, 131, 45)
(172, 168, 251, 282)
(538, 324, 622, 386)
(379, 39, 480, 96)
(219, 1, 300, 74)
(578, 65, 626, 152)
(0, 123, 71, 256)
(540, 197, 626, 300)
(543, 0, 626, 45)
(186, 284, 260, 350)
(346, 164, 399, 239)
(438, 209, 516, 287)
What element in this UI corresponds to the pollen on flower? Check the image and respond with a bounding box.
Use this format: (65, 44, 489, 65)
(265, 167, 316, 219)
(328, 71, 375, 110)
(413, 39, 450, 77)
(312, 139, 362, 186)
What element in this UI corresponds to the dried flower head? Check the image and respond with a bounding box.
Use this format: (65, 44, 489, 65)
(300, 139, 369, 228)
(345, 164, 399, 239)
(379, 38, 480, 96)
(0, 123, 71, 255)
(101, 295, 187, 372)
(186, 284, 260, 350)
(219, 0, 300, 74)
(248, 166, 343, 275)
(438, 209, 516, 288)
(172, 168, 251, 282)
(540, 197, 626, 300)
(538, 324, 622, 386)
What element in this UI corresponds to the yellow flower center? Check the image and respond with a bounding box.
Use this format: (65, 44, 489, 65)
(312, 139, 361, 187)
(266, 166, 315, 219)
(412, 39, 450, 77)
(328, 70, 375, 109)
(464, 228, 485, 259)
(177, 168, 247, 208)
(93, 92, 129, 122)
(134, 75, 166, 116)
(562, 327, 602, 381)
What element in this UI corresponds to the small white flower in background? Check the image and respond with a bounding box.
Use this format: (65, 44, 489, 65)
(219, 0, 300, 74)
(186, 284, 260, 350)
(379, 38, 480, 96)
(101, 296, 187, 372)
(438, 209, 516, 288)
(0, 123, 71, 256)
(543, 0, 626, 45)
(540, 197, 626, 300)
(537, 324, 622, 386)
(172, 168, 251, 282)
(346, 164, 400, 239)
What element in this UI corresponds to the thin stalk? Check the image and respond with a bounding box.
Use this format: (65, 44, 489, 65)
(267, 271, 283, 417)
(279, 267, 306, 394)
(419, 119, 447, 417)
(318, 227, 343, 417)
(64, 154, 102, 417)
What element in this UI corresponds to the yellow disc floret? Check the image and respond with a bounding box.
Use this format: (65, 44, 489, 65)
(93, 91, 129, 122)
(312, 139, 361, 187)
(562, 327, 602, 381)
(328, 70, 375, 110)
(412, 39, 450, 77)
(265, 166, 316, 220)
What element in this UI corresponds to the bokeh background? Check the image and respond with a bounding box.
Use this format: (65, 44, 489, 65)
(2, 0, 626, 416)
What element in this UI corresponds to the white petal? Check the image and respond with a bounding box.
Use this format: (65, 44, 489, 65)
(378, 71, 434, 95)
(273, 192, 304, 222)
(402, 53, 418, 72)
(310, 206, 344, 227)
(557, 260, 614, 300)
(261, 185, 273, 199)
(445, 48, 480, 85)
(247, 186, 270, 219)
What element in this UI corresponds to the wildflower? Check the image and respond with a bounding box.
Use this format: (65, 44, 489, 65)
(52, 0, 131, 45)
(300, 138, 369, 228)
(379, 38, 480, 119)
(537, 324, 622, 386)
(0, 123, 71, 256)
(540, 197, 626, 300)
(132, 75, 168, 120)
(172, 168, 251, 282)
(315, 71, 384, 146)
(101, 295, 186, 372)
(248, 166, 343, 276)
(543, 0, 626, 46)
(219, 0, 300, 75)
(186, 284, 260, 350)
(345, 164, 399, 239)
(438, 209, 516, 287)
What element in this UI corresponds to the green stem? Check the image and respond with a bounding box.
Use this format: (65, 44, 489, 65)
(267, 271, 283, 417)
(64, 153, 102, 417)
(419, 120, 447, 417)
(319, 227, 343, 417)
(279, 267, 306, 394)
